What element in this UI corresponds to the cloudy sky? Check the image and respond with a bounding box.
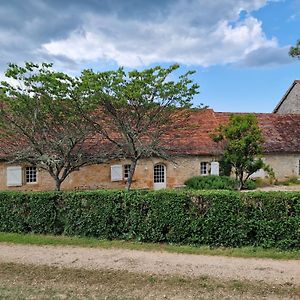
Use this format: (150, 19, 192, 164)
(1, 0, 300, 112)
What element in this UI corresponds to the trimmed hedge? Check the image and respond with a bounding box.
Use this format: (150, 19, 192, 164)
(0, 190, 299, 249)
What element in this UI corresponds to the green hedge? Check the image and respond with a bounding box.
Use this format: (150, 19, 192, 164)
(0, 190, 299, 249)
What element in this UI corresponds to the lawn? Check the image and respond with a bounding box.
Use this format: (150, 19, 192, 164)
(0, 262, 299, 299)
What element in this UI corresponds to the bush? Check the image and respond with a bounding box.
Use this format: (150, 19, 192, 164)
(242, 179, 257, 190)
(241, 192, 300, 249)
(184, 175, 237, 190)
(0, 190, 299, 249)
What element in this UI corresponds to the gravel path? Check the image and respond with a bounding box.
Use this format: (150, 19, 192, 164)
(254, 185, 300, 191)
(0, 243, 299, 285)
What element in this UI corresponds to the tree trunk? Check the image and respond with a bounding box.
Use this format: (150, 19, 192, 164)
(55, 179, 62, 191)
(238, 170, 244, 190)
(242, 173, 251, 190)
(125, 159, 138, 191)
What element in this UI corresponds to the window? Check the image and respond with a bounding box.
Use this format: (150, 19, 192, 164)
(25, 166, 37, 183)
(124, 164, 131, 179)
(200, 162, 208, 175)
(154, 164, 165, 183)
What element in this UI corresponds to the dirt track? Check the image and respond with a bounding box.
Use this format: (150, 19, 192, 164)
(0, 243, 299, 286)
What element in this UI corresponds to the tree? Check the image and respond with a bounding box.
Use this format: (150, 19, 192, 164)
(79, 64, 200, 190)
(289, 39, 300, 59)
(0, 63, 114, 191)
(213, 114, 272, 189)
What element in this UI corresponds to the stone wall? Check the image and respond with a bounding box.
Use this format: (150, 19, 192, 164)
(0, 156, 214, 191)
(1, 153, 299, 192)
(275, 83, 300, 114)
(264, 153, 300, 179)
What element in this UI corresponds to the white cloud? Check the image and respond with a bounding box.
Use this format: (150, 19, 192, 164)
(0, 0, 291, 70)
(41, 0, 287, 68)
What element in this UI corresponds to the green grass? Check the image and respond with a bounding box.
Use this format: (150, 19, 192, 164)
(0, 232, 299, 260)
(0, 262, 299, 299)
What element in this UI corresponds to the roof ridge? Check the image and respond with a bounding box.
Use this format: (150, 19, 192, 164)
(273, 80, 300, 113)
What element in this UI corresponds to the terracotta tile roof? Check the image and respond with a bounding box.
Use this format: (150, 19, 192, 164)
(214, 111, 300, 154)
(166, 109, 300, 155)
(164, 109, 224, 156)
(1, 109, 300, 159)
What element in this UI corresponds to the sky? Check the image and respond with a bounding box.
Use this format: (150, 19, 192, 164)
(0, 0, 299, 112)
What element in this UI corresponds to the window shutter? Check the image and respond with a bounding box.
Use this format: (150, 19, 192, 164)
(7, 166, 23, 186)
(210, 162, 219, 176)
(111, 165, 123, 181)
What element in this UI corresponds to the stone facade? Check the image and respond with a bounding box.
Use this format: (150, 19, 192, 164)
(264, 154, 300, 179)
(2, 93, 300, 192)
(0, 156, 215, 191)
(1, 153, 300, 192)
(273, 81, 300, 114)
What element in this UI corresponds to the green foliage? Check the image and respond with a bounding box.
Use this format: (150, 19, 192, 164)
(184, 175, 237, 190)
(213, 114, 272, 189)
(289, 39, 300, 59)
(0, 192, 28, 233)
(0, 63, 200, 191)
(0, 190, 299, 249)
(63, 190, 126, 239)
(219, 156, 232, 176)
(242, 192, 300, 249)
(242, 179, 257, 190)
(194, 191, 248, 247)
(80, 64, 200, 189)
(0, 192, 63, 234)
(0, 62, 111, 191)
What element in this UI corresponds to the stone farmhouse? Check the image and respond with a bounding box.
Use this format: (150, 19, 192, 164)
(1, 81, 300, 191)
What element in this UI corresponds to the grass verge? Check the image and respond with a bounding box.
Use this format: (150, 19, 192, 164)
(0, 232, 299, 260)
(0, 262, 299, 300)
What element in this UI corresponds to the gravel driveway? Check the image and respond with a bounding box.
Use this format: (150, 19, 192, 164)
(0, 243, 299, 286)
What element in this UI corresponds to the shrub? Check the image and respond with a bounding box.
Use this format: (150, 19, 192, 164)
(0, 190, 299, 249)
(184, 175, 237, 190)
(0, 192, 29, 233)
(62, 190, 127, 239)
(242, 192, 300, 249)
(242, 179, 257, 190)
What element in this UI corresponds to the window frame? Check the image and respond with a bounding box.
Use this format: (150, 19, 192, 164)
(25, 166, 38, 184)
(154, 164, 166, 183)
(200, 162, 209, 176)
(124, 164, 131, 180)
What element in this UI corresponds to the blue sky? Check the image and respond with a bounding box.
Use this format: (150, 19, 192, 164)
(0, 0, 299, 112)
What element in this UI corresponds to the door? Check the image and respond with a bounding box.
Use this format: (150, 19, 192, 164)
(153, 164, 166, 190)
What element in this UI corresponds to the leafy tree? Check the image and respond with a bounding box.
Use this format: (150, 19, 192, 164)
(289, 39, 300, 59)
(213, 114, 272, 189)
(79, 64, 199, 190)
(0, 62, 114, 191)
